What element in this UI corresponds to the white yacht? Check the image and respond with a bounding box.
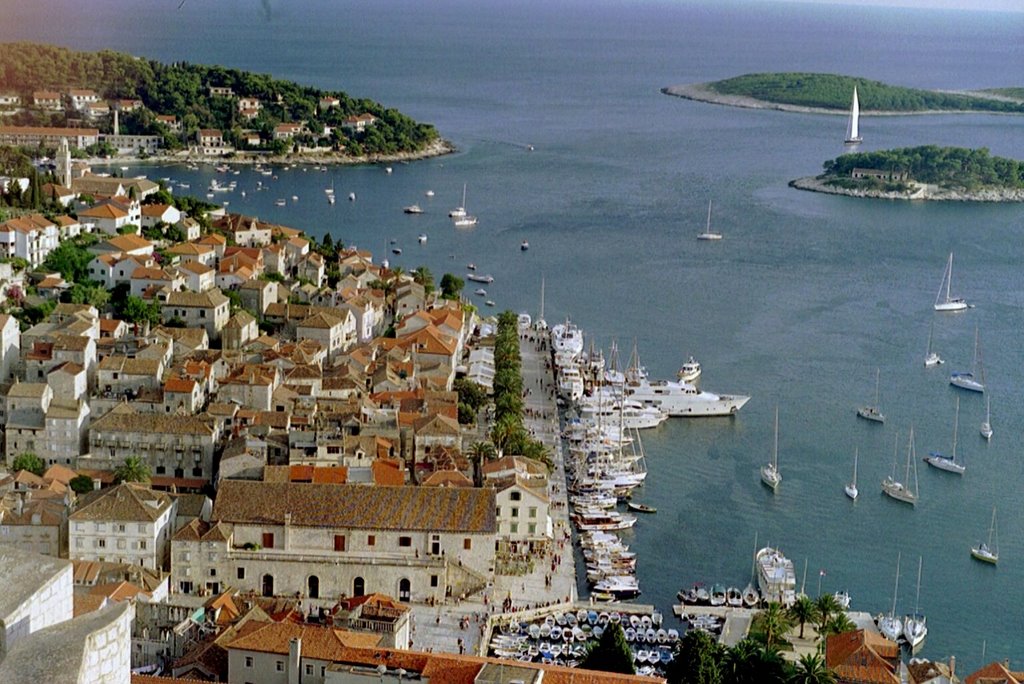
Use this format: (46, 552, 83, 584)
(578, 395, 667, 430)
(677, 356, 701, 384)
(934, 252, 968, 312)
(923, 397, 965, 475)
(551, 320, 585, 359)
(558, 366, 585, 402)
(755, 547, 797, 607)
(623, 369, 749, 417)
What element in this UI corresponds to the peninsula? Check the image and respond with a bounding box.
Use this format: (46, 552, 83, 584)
(790, 145, 1024, 202)
(0, 42, 450, 164)
(662, 73, 1024, 116)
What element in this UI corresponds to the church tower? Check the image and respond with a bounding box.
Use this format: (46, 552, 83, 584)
(56, 137, 72, 188)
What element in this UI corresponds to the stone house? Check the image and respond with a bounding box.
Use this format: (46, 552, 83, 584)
(159, 288, 231, 341)
(69, 484, 176, 571)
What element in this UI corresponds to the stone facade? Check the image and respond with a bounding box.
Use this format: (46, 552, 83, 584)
(69, 484, 176, 570)
(0, 549, 73, 660)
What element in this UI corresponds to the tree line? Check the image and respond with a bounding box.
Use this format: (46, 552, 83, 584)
(709, 73, 1024, 113)
(822, 145, 1024, 190)
(0, 42, 439, 155)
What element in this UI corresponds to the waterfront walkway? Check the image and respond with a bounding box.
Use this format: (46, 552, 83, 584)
(406, 327, 577, 656)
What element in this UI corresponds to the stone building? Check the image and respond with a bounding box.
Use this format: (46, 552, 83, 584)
(69, 484, 176, 570)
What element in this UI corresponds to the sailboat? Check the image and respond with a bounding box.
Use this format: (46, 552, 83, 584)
(902, 557, 927, 649)
(923, 397, 965, 475)
(882, 428, 919, 506)
(924, 320, 943, 367)
(451, 183, 478, 226)
(760, 406, 782, 492)
(981, 393, 993, 440)
(857, 368, 885, 423)
(696, 199, 722, 241)
(844, 447, 859, 500)
(971, 507, 999, 564)
(934, 252, 969, 312)
(844, 86, 863, 145)
(877, 552, 902, 642)
(950, 326, 985, 393)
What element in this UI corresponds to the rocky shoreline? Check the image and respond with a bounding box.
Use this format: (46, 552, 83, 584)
(661, 83, 1020, 117)
(88, 138, 456, 169)
(789, 176, 1024, 202)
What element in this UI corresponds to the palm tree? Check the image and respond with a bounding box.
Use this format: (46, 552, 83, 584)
(814, 593, 841, 634)
(759, 602, 795, 651)
(790, 653, 836, 684)
(411, 266, 435, 294)
(821, 612, 857, 638)
(723, 639, 788, 684)
(788, 595, 816, 639)
(467, 440, 496, 486)
(114, 456, 151, 484)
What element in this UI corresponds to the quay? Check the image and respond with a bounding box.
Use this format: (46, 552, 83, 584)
(405, 324, 577, 656)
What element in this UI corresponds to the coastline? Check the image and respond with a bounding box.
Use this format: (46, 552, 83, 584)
(661, 83, 1022, 117)
(789, 175, 1024, 202)
(85, 137, 456, 169)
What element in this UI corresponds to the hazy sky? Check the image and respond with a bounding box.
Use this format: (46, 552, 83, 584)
(766, 0, 1024, 11)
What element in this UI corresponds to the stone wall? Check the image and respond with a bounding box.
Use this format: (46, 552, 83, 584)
(0, 556, 73, 659)
(79, 602, 134, 684)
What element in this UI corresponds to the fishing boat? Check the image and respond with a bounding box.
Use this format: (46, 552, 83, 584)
(760, 406, 782, 492)
(857, 367, 885, 423)
(903, 557, 927, 650)
(934, 252, 968, 312)
(843, 86, 863, 144)
(882, 428, 919, 506)
(696, 199, 723, 240)
(677, 356, 701, 384)
(924, 320, 943, 367)
(877, 552, 902, 642)
(627, 502, 657, 514)
(971, 507, 999, 564)
(923, 397, 965, 474)
(844, 447, 859, 500)
(981, 392, 993, 440)
(404, 204, 424, 214)
(950, 327, 985, 393)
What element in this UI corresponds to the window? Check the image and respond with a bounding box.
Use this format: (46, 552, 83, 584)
(430, 574, 439, 588)
(463, 538, 472, 551)
(276, 661, 284, 672)
(398, 536, 412, 547)
(353, 576, 365, 597)
(510, 523, 519, 534)
(528, 523, 537, 535)
(529, 507, 537, 519)
(116, 523, 126, 532)
(97, 539, 107, 548)
(262, 532, 274, 549)
(74, 522, 84, 532)
(237, 567, 245, 580)
(199, 310, 206, 318)
(192, 466, 203, 477)
(117, 539, 126, 549)
(495, 507, 501, 518)
(334, 535, 346, 552)
(209, 568, 217, 577)
(306, 665, 313, 676)
(245, 656, 253, 668)
(139, 540, 147, 550)
(367, 534, 375, 547)
(511, 507, 519, 518)
(510, 491, 522, 501)
(308, 575, 320, 599)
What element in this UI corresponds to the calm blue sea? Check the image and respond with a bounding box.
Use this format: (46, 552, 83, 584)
(5, 0, 1024, 668)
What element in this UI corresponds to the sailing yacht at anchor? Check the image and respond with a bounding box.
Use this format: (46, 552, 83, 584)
(844, 86, 863, 145)
(934, 252, 969, 312)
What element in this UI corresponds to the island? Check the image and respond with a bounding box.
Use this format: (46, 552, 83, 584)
(662, 73, 1024, 115)
(0, 42, 451, 164)
(789, 145, 1024, 202)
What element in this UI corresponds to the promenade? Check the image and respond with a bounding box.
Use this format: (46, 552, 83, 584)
(406, 326, 577, 656)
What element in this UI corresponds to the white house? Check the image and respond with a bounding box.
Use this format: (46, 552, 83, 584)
(69, 484, 176, 571)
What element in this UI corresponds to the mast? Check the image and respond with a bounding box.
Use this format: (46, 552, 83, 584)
(773, 405, 779, 471)
(749, 532, 759, 584)
(952, 397, 960, 463)
(891, 552, 901, 619)
(872, 367, 880, 409)
(926, 320, 934, 356)
(946, 253, 954, 303)
(977, 328, 986, 386)
(706, 200, 712, 234)
(852, 447, 858, 488)
(890, 431, 900, 481)
(914, 556, 923, 615)
(461, 182, 467, 209)
(539, 276, 545, 322)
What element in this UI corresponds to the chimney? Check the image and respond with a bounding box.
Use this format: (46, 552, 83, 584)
(287, 637, 301, 684)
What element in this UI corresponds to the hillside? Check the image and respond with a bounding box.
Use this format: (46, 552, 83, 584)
(0, 42, 439, 156)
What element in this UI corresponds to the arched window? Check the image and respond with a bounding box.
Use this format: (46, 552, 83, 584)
(308, 575, 320, 599)
(353, 576, 365, 597)
(398, 578, 410, 602)
(262, 574, 274, 597)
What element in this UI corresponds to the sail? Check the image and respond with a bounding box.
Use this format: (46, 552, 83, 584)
(845, 87, 861, 143)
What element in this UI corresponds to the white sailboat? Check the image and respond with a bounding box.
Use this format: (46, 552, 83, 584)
(844, 86, 863, 145)
(971, 507, 999, 564)
(877, 552, 902, 642)
(451, 183, 478, 226)
(857, 368, 885, 423)
(924, 397, 965, 475)
(760, 406, 782, 492)
(844, 447, 859, 500)
(696, 199, 722, 241)
(924, 320, 943, 367)
(882, 428, 919, 506)
(981, 392, 993, 440)
(934, 252, 969, 312)
(950, 326, 985, 393)
(903, 557, 927, 649)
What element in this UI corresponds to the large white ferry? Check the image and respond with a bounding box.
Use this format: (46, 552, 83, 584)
(755, 547, 797, 607)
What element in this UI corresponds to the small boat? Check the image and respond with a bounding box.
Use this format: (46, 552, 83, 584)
(833, 591, 851, 610)
(726, 587, 743, 607)
(385, 166, 393, 174)
(695, 586, 710, 603)
(467, 263, 476, 271)
(923, 397, 965, 475)
(981, 392, 993, 440)
(934, 252, 968, 312)
(971, 507, 999, 564)
(474, 288, 487, 296)
(696, 199, 723, 240)
(677, 356, 701, 384)
(348, 192, 356, 201)
(877, 552, 903, 642)
(950, 327, 985, 393)
(761, 405, 782, 492)
(709, 584, 727, 607)
(844, 86, 863, 145)
(392, 248, 402, 255)
(425, 190, 435, 197)
(902, 557, 927, 650)
(291, 195, 298, 201)
(857, 368, 885, 423)
(454, 214, 478, 227)
(627, 502, 656, 514)
(485, 300, 496, 307)
(521, 240, 530, 251)
(882, 429, 919, 506)
(327, 195, 335, 204)
(404, 204, 424, 214)
(466, 273, 494, 284)
(741, 584, 759, 608)
(449, 183, 469, 217)
(275, 199, 286, 206)
(844, 447, 859, 500)
(924, 320, 943, 367)
(417, 234, 427, 243)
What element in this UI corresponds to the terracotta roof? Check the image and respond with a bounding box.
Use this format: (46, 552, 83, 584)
(91, 403, 215, 436)
(106, 234, 153, 251)
(288, 464, 348, 484)
(226, 622, 381, 659)
(167, 242, 214, 256)
(213, 481, 495, 534)
(164, 377, 197, 394)
(165, 289, 229, 308)
(965, 662, 1024, 684)
(826, 630, 899, 684)
(172, 518, 233, 543)
(422, 470, 473, 487)
(70, 483, 173, 523)
(79, 204, 129, 219)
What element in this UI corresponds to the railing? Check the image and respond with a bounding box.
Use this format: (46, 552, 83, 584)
(229, 547, 447, 568)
